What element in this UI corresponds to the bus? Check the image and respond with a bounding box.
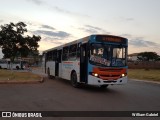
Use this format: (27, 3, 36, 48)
(0, 59, 26, 70)
(42, 34, 128, 88)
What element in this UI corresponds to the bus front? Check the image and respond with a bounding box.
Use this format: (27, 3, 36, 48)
(87, 35, 128, 88)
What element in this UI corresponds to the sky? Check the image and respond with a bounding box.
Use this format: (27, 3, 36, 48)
(0, 0, 160, 58)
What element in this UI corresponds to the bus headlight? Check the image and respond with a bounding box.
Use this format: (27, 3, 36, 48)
(122, 73, 127, 77)
(94, 73, 98, 77)
(122, 74, 125, 77)
(92, 73, 99, 77)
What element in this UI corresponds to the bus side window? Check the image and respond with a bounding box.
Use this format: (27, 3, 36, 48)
(62, 47, 69, 61)
(46, 51, 53, 61)
(68, 44, 77, 61)
(52, 50, 57, 61)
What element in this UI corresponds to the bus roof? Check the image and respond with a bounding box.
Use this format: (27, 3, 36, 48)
(43, 35, 90, 53)
(43, 34, 127, 53)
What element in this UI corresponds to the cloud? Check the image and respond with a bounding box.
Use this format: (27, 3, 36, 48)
(50, 6, 90, 18)
(80, 25, 110, 34)
(41, 25, 55, 30)
(25, 0, 90, 18)
(25, 21, 55, 30)
(43, 37, 63, 44)
(0, 20, 3, 23)
(25, 21, 71, 40)
(118, 17, 135, 22)
(120, 34, 133, 38)
(129, 39, 160, 47)
(52, 6, 72, 15)
(125, 18, 134, 21)
(26, 0, 44, 5)
(33, 30, 71, 38)
(85, 25, 102, 31)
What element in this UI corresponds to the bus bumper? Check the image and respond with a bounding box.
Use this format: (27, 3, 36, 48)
(88, 75, 127, 85)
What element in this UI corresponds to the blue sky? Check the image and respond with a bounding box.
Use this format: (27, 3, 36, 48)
(0, 0, 160, 58)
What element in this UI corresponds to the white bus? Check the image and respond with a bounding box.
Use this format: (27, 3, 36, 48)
(42, 34, 128, 88)
(0, 59, 26, 70)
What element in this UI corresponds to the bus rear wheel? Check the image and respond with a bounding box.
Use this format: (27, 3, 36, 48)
(71, 72, 79, 88)
(16, 66, 19, 70)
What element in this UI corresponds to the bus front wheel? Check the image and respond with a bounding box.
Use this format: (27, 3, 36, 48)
(71, 72, 79, 88)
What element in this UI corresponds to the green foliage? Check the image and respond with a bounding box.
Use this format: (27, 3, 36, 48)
(137, 52, 159, 61)
(0, 22, 41, 61)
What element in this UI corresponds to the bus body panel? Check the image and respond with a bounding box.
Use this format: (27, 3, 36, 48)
(61, 61, 80, 82)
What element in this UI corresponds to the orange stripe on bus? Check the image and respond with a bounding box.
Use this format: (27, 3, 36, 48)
(93, 67, 127, 80)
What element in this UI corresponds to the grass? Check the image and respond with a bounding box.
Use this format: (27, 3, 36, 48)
(0, 69, 41, 82)
(128, 69, 160, 82)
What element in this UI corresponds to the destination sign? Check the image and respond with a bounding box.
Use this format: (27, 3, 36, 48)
(96, 35, 127, 44)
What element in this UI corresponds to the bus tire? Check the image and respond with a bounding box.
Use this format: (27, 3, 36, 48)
(100, 85, 108, 89)
(47, 68, 51, 79)
(71, 72, 79, 88)
(0, 66, 1, 69)
(16, 66, 19, 70)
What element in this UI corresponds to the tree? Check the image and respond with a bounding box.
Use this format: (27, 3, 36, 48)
(138, 52, 159, 61)
(0, 22, 41, 61)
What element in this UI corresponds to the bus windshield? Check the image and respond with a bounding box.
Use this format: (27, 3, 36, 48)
(89, 43, 127, 67)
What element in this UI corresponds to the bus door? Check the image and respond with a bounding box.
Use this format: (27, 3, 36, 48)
(80, 43, 88, 83)
(55, 50, 62, 77)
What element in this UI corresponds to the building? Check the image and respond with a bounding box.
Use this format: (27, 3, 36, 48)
(128, 53, 139, 61)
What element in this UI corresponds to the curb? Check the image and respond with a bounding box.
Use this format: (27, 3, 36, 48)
(130, 79, 160, 85)
(0, 76, 44, 84)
